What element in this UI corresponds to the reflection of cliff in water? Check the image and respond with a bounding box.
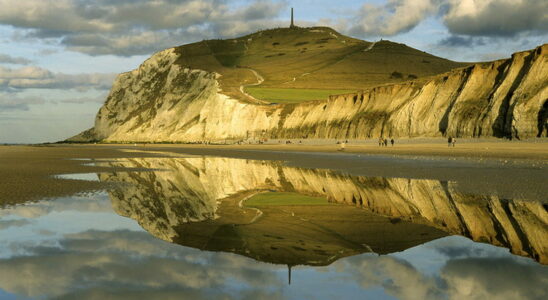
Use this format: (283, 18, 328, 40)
(98, 156, 548, 265)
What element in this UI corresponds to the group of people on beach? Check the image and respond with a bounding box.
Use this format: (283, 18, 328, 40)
(234, 137, 458, 148)
(378, 137, 395, 147)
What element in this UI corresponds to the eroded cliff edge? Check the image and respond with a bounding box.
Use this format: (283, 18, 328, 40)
(71, 44, 548, 142)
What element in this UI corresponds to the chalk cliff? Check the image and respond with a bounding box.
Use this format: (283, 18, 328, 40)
(98, 156, 548, 264)
(71, 42, 547, 142)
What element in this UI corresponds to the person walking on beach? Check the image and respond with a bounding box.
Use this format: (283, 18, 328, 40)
(379, 137, 383, 147)
(448, 136, 452, 147)
(384, 138, 388, 147)
(452, 138, 456, 147)
(390, 138, 394, 146)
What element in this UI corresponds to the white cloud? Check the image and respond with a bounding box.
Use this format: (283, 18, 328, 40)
(0, 93, 45, 111)
(349, 0, 439, 37)
(0, 194, 114, 218)
(0, 219, 31, 230)
(0, 66, 50, 79)
(0, 66, 116, 91)
(0, 53, 32, 65)
(342, 0, 547, 40)
(444, 0, 548, 37)
(442, 257, 548, 300)
(342, 255, 443, 300)
(338, 248, 547, 300)
(0, 0, 287, 56)
(0, 229, 283, 299)
(59, 94, 107, 104)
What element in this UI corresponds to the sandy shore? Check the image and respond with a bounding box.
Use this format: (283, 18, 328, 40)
(1, 141, 546, 205)
(143, 139, 548, 161)
(0, 145, 168, 205)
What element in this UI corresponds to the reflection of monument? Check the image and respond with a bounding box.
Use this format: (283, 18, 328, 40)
(99, 156, 548, 265)
(288, 265, 291, 285)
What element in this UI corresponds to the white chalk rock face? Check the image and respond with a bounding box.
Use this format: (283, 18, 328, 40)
(71, 44, 548, 142)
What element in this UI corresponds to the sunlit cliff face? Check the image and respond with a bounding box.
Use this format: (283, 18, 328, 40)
(72, 44, 548, 142)
(97, 156, 548, 265)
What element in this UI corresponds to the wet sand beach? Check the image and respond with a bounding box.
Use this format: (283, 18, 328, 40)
(1, 140, 547, 205)
(0, 145, 168, 205)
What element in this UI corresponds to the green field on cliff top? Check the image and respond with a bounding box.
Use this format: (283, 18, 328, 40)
(173, 26, 469, 103)
(245, 192, 331, 207)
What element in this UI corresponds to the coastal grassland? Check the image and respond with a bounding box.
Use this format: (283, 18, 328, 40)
(245, 192, 331, 207)
(172, 26, 469, 103)
(244, 87, 354, 103)
(238, 27, 467, 87)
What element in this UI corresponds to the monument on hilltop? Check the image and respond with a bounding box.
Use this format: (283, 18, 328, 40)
(290, 7, 296, 28)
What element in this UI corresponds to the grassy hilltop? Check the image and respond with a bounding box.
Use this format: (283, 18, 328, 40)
(171, 26, 469, 103)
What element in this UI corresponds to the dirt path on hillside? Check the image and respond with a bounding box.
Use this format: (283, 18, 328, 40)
(363, 41, 377, 52)
(239, 68, 266, 103)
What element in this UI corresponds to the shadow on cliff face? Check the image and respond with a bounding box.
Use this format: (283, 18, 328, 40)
(439, 67, 472, 136)
(492, 51, 534, 139)
(95, 156, 548, 265)
(537, 99, 548, 137)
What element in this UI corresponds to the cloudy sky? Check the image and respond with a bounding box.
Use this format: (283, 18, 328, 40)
(0, 0, 546, 143)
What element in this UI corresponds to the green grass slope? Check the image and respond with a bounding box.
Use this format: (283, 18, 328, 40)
(171, 26, 469, 103)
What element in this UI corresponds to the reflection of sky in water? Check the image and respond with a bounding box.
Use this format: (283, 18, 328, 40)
(54, 173, 100, 181)
(0, 193, 141, 258)
(0, 193, 546, 299)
